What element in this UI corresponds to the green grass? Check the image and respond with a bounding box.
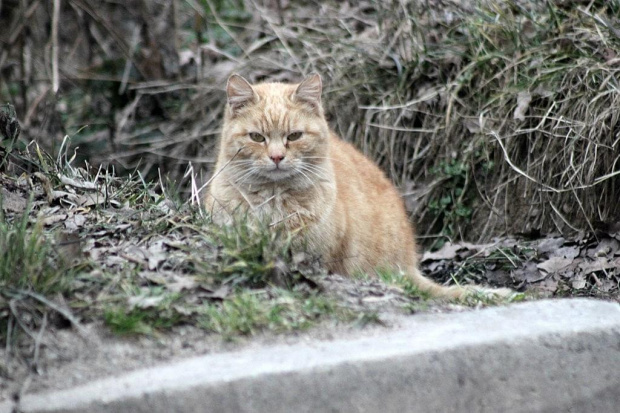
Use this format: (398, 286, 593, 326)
(0, 201, 71, 295)
(194, 214, 301, 288)
(104, 305, 183, 336)
(199, 290, 354, 339)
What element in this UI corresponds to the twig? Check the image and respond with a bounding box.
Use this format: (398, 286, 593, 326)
(18, 290, 89, 338)
(196, 147, 245, 195)
(5, 315, 13, 375)
(366, 123, 440, 133)
(549, 201, 580, 232)
(489, 131, 561, 193)
(360, 89, 441, 111)
(51, 0, 61, 93)
(32, 312, 48, 373)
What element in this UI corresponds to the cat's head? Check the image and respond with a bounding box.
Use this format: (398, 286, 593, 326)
(218, 73, 330, 187)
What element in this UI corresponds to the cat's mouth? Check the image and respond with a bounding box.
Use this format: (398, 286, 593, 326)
(265, 166, 293, 179)
(263, 166, 294, 180)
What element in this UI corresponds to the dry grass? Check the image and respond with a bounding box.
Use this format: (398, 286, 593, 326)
(1, 0, 620, 243)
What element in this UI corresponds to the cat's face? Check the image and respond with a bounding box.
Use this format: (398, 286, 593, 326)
(218, 74, 330, 187)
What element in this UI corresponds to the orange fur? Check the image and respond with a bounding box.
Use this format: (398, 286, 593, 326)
(205, 74, 512, 299)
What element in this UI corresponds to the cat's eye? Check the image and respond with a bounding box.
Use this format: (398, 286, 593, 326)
(287, 132, 303, 141)
(249, 132, 265, 142)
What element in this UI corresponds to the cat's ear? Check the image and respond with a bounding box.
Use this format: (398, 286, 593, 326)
(227, 74, 256, 115)
(294, 73, 322, 112)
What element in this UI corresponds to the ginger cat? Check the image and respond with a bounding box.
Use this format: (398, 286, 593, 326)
(205, 73, 512, 299)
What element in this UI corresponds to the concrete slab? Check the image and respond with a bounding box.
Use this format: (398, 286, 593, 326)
(3, 298, 620, 413)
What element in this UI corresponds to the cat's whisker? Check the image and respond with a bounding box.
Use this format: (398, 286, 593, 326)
(298, 169, 325, 184)
(228, 160, 256, 166)
(298, 164, 329, 182)
(232, 166, 261, 185)
(301, 162, 329, 176)
(302, 156, 348, 166)
(197, 147, 246, 194)
(237, 171, 261, 186)
(294, 167, 319, 191)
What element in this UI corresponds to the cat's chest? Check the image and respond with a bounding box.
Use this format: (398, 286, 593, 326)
(248, 187, 301, 214)
(244, 187, 316, 228)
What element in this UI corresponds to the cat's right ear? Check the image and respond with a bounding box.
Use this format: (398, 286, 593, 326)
(227, 74, 255, 116)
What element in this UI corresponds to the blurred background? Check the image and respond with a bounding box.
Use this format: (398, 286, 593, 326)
(1, 0, 619, 246)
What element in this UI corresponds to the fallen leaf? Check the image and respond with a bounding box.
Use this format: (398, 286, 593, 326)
(147, 241, 168, 270)
(536, 257, 573, 274)
(538, 278, 559, 293)
(128, 295, 165, 309)
(54, 190, 107, 207)
(1, 187, 27, 213)
(578, 257, 617, 275)
(599, 280, 617, 293)
(60, 175, 97, 190)
(42, 214, 68, 226)
(140, 271, 167, 285)
(550, 246, 580, 260)
(422, 243, 463, 261)
(512, 261, 546, 283)
(572, 275, 587, 290)
(65, 214, 87, 230)
(536, 237, 565, 255)
(513, 91, 531, 121)
(166, 275, 197, 293)
(200, 285, 230, 300)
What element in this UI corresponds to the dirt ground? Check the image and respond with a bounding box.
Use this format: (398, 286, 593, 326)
(2, 239, 619, 401)
(1, 272, 471, 401)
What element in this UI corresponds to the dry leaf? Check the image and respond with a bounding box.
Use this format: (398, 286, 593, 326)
(551, 246, 580, 260)
(166, 275, 197, 293)
(128, 295, 165, 309)
(572, 275, 587, 290)
(140, 271, 167, 285)
(60, 175, 97, 190)
(578, 258, 617, 275)
(536, 237, 565, 255)
(200, 285, 230, 300)
(42, 214, 68, 226)
(422, 242, 463, 261)
(536, 257, 573, 274)
(65, 214, 87, 230)
(0, 187, 27, 213)
(513, 91, 532, 121)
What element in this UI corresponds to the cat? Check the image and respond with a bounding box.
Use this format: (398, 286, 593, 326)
(204, 73, 513, 299)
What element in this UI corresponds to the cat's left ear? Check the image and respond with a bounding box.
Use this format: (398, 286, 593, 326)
(294, 73, 322, 113)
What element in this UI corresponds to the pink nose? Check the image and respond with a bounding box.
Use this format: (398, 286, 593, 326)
(270, 154, 284, 165)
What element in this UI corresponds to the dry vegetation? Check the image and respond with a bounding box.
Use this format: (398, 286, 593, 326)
(1, 0, 620, 402)
(2, 0, 619, 243)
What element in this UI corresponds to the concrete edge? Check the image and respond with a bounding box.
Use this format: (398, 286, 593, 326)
(3, 298, 620, 413)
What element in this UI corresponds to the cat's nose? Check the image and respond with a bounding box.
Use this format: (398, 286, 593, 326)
(270, 154, 284, 165)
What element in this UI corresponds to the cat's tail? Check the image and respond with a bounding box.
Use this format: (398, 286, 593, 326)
(407, 266, 514, 300)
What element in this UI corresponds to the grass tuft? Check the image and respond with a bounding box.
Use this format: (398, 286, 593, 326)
(0, 200, 70, 295)
(201, 216, 295, 287)
(200, 290, 353, 339)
